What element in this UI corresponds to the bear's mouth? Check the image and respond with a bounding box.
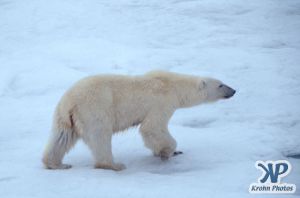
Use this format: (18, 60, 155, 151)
(224, 95, 232, 99)
(223, 89, 236, 99)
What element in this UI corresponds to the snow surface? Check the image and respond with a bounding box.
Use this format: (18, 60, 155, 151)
(0, 0, 300, 197)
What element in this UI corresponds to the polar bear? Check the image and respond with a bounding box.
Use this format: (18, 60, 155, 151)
(42, 71, 235, 171)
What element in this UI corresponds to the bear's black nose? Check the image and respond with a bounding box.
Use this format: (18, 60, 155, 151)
(224, 86, 236, 99)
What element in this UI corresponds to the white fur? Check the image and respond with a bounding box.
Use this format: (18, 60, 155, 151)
(42, 71, 229, 170)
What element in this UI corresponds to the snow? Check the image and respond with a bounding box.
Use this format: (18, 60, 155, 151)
(0, 0, 299, 197)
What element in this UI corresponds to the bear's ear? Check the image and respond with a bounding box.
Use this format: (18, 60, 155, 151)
(198, 80, 206, 90)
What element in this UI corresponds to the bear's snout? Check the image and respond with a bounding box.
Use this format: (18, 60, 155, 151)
(222, 85, 236, 99)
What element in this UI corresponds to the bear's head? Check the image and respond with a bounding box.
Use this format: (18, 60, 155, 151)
(146, 71, 235, 108)
(199, 77, 236, 102)
(178, 76, 236, 107)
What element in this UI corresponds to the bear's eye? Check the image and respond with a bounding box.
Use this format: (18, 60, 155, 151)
(199, 81, 206, 90)
(219, 84, 223, 88)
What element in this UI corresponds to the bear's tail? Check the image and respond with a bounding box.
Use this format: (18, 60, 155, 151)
(42, 109, 78, 169)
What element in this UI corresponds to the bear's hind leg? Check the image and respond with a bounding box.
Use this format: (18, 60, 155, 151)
(82, 127, 125, 171)
(43, 125, 78, 169)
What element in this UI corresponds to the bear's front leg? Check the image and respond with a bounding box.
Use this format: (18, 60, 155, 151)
(158, 149, 183, 160)
(140, 119, 177, 161)
(173, 151, 183, 156)
(159, 147, 176, 160)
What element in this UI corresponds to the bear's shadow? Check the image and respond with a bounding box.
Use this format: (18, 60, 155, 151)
(123, 154, 207, 175)
(181, 118, 216, 128)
